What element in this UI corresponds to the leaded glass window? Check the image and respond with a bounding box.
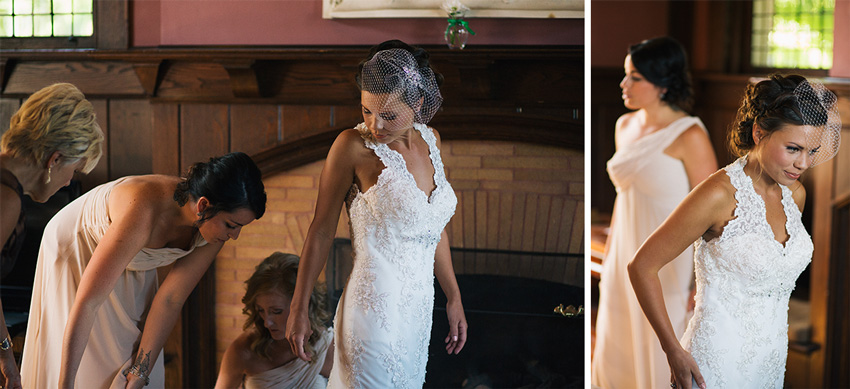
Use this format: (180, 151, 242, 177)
(0, 0, 93, 38)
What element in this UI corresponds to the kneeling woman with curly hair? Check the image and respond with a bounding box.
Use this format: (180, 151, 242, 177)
(216, 252, 333, 389)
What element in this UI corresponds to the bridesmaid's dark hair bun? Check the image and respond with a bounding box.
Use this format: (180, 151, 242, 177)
(728, 74, 813, 157)
(174, 152, 267, 222)
(628, 36, 694, 112)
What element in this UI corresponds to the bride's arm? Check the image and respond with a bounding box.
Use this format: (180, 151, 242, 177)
(434, 230, 466, 355)
(627, 173, 733, 389)
(287, 130, 358, 362)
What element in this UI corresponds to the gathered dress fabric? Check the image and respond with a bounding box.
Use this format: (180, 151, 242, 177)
(681, 156, 812, 388)
(244, 328, 334, 389)
(20, 177, 207, 389)
(327, 123, 457, 388)
(592, 116, 706, 389)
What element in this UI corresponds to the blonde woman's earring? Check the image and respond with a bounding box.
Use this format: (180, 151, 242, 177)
(45, 166, 52, 184)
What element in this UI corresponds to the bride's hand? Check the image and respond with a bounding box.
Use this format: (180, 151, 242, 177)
(444, 299, 467, 354)
(285, 311, 313, 362)
(668, 347, 706, 389)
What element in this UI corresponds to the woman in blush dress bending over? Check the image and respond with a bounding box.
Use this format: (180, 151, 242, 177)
(21, 152, 266, 389)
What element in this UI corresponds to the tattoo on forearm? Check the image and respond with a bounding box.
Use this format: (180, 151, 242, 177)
(134, 349, 151, 376)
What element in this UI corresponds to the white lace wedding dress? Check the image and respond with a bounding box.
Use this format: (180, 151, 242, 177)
(327, 123, 457, 388)
(681, 156, 813, 388)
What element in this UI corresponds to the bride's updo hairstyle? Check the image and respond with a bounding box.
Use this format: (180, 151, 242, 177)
(728, 74, 839, 166)
(355, 39, 444, 125)
(173, 151, 266, 223)
(628, 36, 694, 112)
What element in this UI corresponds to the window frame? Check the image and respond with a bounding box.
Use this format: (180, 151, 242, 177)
(0, 0, 126, 50)
(741, 0, 831, 77)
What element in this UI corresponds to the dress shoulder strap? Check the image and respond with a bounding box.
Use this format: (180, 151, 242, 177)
(354, 122, 404, 171)
(0, 168, 23, 196)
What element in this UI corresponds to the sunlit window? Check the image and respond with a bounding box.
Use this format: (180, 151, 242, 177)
(751, 0, 834, 69)
(0, 0, 93, 38)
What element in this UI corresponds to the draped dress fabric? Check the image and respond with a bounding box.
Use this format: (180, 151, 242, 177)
(592, 116, 706, 388)
(244, 328, 334, 389)
(20, 177, 207, 389)
(681, 156, 812, 388)
(327, 123, 457, 388)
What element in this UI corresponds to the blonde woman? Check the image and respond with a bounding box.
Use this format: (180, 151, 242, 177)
(216, 252, 333, 389)
(0, 83, 103, 389)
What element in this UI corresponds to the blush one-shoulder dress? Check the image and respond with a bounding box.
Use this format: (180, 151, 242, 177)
(593, 116, 707, 388)
(21, 177, 207, 388)
(327, 123, 457, 388)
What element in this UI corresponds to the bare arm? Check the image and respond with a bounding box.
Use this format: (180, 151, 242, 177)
(434, 229, 467, 354)
(59, 189, 158, 388)
(666, 124, 718, 190)
(0, 187, 22, 389)
(215, 332, 251, 389)
(320, 336, 334, 378)
(123, 241, 223, 388)
(627, 173, 733, 389)
(286, 130, 358, 361)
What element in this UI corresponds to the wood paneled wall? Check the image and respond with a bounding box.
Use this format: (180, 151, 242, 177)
(1, 46, 582, 387)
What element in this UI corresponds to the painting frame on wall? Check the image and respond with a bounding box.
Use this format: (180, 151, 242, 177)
(322, 0, 584, 19)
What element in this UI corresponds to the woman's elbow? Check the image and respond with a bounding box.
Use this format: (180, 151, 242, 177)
(626, 255, 648, 284)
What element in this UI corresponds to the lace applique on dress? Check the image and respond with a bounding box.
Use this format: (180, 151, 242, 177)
(328, 123, 457, 388)
(680, 156, 813, 388)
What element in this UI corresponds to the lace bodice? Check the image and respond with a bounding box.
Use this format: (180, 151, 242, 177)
(329, 123, 457, 388)
(681, 156, 813, 388)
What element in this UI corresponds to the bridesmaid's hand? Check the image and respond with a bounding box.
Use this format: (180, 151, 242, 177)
(124, 373, 147, 389)
(444, 299, 467, 354)
(668, 347, 706, 389)
(285, 311, 313, 361)
(0, 351, 22, 389)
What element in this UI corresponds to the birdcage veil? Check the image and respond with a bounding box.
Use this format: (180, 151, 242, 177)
(359, 48, 443, 126)
(794, 80, 841, 167)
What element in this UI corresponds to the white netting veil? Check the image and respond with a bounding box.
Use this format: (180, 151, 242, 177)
(359, 48, 443, 126)
(795, 80, 841, 167)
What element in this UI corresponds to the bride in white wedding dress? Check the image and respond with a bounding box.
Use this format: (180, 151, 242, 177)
(285, 40, 467, 388)
(628, 74, 840, 389)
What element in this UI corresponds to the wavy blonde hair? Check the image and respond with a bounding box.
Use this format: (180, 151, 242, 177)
(1, 83, 103, 173)
(242, 252, 329, 360)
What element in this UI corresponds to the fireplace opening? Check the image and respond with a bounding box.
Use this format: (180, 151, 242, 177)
(325, 238, 584, 388)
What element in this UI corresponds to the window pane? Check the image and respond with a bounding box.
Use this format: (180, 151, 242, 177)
(33, 0, 51, 14)
(14, 0, 33, 15)
(0, 0, 13, 15)
(33, 14, 51, 35)
(752, 0, 834, 69)
(73, 13, 91, 36)
(53, 0, 72, 14)
(53, 13, 71, 35)
(0, 16, 12, 36)
(73, 0, 92, 13)
(14, 15, 32, 37)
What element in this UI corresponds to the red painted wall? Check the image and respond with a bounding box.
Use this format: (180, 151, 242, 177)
(831, 0, 850, 78)
(590, 0, 669, 68)
(132, 0, 583, 47)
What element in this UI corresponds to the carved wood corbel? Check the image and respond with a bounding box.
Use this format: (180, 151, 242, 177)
(218, 59, 265, 98)
(131, 60, 165, 97)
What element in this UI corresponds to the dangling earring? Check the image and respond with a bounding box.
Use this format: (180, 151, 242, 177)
(45, 166, 52, 184)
